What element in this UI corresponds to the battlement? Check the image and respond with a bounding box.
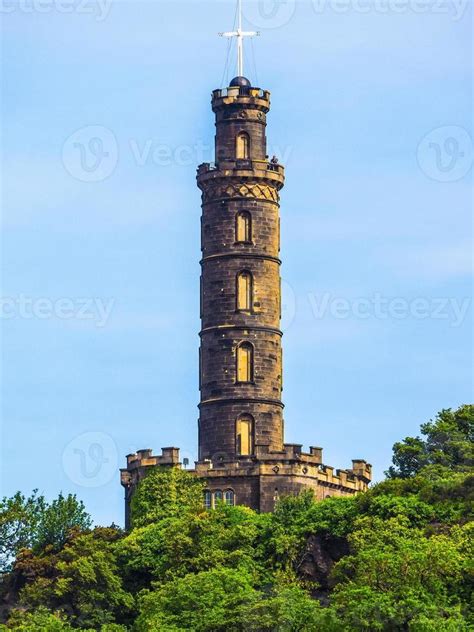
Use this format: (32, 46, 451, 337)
(351, 459, 373, 482)
(121, 447, 181, 488)
(211, 86, 270, 113)
(197, 160, 284, 177)
(194, 446, 372, 509)
(194, 440, 371, 483)
(197, 441, 372, 480)
(126, 446, 180, 467)
(120, 443, 372, 527)
(213, 86, 269, 100)
(196, 160, 285, 197)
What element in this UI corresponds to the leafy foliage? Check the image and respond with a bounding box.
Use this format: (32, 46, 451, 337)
(134, 566, 257, 631)
(117, 503, 266, 593)
(331, 517, 471, 630)
(0, 492, 91, 573)
(12, 527, 133, 629)
(0, 405, 472, 630)
(130, 466, 205, 528)
(0, 607, 78, 631)
(239, 584, 341, 631)
(35, 494, 93, 553)
(0, 607, 127, 631)
(386, 405, 473, 478)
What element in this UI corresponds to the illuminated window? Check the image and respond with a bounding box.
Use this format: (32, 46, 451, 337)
(236, 415, 254, 456)
(237, 271, 252, 312)
(236, 132, 250, 159)
(214, 490, 223, 505)
(224, 490, 235, 506)
(236, 211, 251, 243)
(237, 342, 254, 383)
(204, 490, 212, 509)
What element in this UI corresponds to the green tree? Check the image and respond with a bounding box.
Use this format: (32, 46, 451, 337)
(134, 571, 340, 632)
(0, 607, 77, 631)
(130, 466, 205, 528)
(15, 527, 133, 629)
(0, 491, 91, 573)
(117, 504, 266, 592)
(258, 493, 358, 583)
(387, 405, 474, 478)
(331, 516, 471, 630)
(241, 584, 342, 631)
(2, 404, 473, 630)
(0, 607, 127, 631)
(357, 493, 435, 528)
(0, 491, 44, 573)
(35, 492, 92, 552)
(134, 566, 258, 631)
(368, 465, 474, 524)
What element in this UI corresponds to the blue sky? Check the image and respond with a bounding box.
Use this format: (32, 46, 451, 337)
(1, 0, 472, 526)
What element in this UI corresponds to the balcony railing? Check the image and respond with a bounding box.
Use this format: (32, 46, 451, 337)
(197, 160, 284, 176)
(212, 87, 269, 100)
(235, 159, 252, 169)
(267, 162, 281, 172)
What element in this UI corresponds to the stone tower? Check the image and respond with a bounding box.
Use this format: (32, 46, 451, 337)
(197, 76, 285, 464)
(120, 75, 372, 525)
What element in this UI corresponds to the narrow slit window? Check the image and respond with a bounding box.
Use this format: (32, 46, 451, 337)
(236, 132, 250, 159)
(236, 415, 254, 456)
(237, 271, 252, 311)
(236, 211, 251, 243)
(237, 342, 254, 383)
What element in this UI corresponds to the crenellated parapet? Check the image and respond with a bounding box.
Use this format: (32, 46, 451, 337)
(211, 85, 271, 107)
(193, 444, 371, 512)
(121, 442, 372, 526)
(197, 161, 284, 205)
(120, 447, 181, 527)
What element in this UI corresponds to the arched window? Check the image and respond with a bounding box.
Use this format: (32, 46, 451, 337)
(236, 415, 254, 456)
(236, 211, 251, 243)
(204, 490, 212, 509)
(224, 489, 235, 506)
(237, 271, 252, 312)
(237, 342, 254, 383)
(236, 132, 250, 159)
(214, 490, 223, 505)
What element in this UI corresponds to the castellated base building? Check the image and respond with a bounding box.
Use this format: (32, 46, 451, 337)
(121, 76, 371, 526)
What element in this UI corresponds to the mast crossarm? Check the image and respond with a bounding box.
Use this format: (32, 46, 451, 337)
(218, 0, 259, 78)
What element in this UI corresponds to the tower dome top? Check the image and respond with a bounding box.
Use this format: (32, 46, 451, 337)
(229, 76, 251, 87)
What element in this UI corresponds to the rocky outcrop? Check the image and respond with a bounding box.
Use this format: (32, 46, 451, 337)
(297, 534, 349, 601)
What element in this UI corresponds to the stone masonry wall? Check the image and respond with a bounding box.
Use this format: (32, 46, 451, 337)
(197, 84, 285, 462)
